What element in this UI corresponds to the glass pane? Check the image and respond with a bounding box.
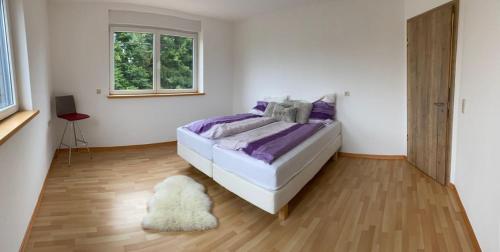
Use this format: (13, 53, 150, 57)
(113, 32, 154, 90)
(160, 34, 193, 90)
(0, 0, 14, 110)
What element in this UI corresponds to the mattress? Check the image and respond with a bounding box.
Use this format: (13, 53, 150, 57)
(177, 127, 217, 160)
(213, 121, 342, 191)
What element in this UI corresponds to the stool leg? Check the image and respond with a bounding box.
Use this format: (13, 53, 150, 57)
(68, 141, 72, 166)
(58, 121, 69, 150)
(58, 121, 72, 166)
(75, 121, 92, 159)
(73, 121, 78, 149)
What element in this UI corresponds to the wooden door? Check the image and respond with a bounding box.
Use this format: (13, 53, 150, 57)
(407, 2, 456, 185)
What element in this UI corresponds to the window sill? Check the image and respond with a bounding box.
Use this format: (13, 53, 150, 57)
(0, 110, 39, 146)
(107, 92, 205, 99)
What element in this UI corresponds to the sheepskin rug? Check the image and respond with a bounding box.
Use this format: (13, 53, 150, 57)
(142, 175, 217, 232)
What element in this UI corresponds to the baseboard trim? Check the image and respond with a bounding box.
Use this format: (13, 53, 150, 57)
(56, 140, 177, 153)
(339, 152, 406, 160)
(19, 150, 57, 252)
(448, 183, 482, 252)
(59, 144, 403, 161)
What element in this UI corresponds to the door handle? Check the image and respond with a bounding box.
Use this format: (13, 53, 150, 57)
(434, 102, 447, 107)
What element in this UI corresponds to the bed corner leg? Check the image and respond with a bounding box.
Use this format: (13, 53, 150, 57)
(278, 204, 289, 222)
(334, 152, 340, 161)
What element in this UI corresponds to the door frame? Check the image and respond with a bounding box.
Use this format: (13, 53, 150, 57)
(406, 1, 459, 185)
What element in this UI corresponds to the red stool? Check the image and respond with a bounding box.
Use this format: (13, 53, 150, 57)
(55, 95, 91, 165)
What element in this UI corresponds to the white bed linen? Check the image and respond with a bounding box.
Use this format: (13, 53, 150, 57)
(177, 127, 217, 160)
(199, 116, 275, 139)
(213, 121, 342, 191)
(218, 121, 294, 150)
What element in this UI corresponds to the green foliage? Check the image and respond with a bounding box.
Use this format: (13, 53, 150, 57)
(160, 35, 193, 89)
(113, 32, 194, 91)
(113, 32, 154, 90)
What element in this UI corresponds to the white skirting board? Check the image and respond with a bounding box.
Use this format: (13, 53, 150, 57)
(213, 135, 342, 214)
(177, 142, 213, 177)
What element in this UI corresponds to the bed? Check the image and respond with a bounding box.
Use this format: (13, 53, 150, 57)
(178, 121, 341, 220)
(177, 96, 341, 220)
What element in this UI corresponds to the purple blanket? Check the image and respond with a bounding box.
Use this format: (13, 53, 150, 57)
(186, 113, 260, 134)
(242, 123, 324, 163)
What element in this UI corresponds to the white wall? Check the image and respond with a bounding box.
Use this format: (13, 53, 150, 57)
(405, 0, 451, 18)
(233, 0, 406, 155)
(452, 0, 500, 251)
(49, 2, 234, 147)
(0, 0, 55, 251)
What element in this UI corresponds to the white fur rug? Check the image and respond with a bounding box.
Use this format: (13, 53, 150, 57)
(142, 175, 217, 232)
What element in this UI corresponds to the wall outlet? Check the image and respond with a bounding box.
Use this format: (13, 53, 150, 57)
(344, 91, 351, 97)
(96, 88, 102, 95)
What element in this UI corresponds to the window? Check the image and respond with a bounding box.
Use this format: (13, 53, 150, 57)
(110, 26, 198, 95)
(0, 0, 17, 120)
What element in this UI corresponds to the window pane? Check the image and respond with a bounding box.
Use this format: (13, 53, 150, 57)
(113, 32, 154, 90)
(160, 34, 193, 90)
(0, 0, 14, 110)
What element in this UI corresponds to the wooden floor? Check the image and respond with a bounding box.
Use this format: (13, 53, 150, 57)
(24, 144, 477, 252)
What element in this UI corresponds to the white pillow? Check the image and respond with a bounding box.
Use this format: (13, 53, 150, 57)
(263, 96, 289, 103)
(249, 108, 264, 116)
(320, 93, 336, 104)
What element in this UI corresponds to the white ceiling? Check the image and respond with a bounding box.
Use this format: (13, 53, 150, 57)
(58, 0, 319, 21)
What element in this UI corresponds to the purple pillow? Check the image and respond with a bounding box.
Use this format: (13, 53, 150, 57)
(252, 101, 268, 112)
(308, 101, 336, 122)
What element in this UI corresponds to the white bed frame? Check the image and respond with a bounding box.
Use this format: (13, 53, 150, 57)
(177, 134, 342, 221)
(177, 142, 213, 177)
